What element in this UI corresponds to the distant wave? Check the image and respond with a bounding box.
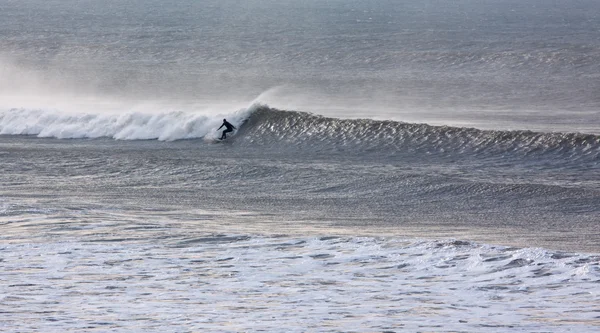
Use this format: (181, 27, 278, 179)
(406, 46, 600, 71)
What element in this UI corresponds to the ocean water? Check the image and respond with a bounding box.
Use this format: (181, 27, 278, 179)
(1, 1, 600, 332)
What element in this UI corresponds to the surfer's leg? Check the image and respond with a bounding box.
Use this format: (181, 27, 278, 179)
(222, 129, 232, 139)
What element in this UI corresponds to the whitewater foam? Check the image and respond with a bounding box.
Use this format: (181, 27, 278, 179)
(1, 225, 599, 332)
(0, 107, 253, 141)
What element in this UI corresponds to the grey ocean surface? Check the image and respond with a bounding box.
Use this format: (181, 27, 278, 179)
(1, 1, 600, 332)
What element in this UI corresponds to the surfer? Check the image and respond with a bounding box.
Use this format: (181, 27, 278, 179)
(218, 119, 236, 140)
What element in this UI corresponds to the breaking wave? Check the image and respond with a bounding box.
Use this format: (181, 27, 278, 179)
(2, 105, 599, 165)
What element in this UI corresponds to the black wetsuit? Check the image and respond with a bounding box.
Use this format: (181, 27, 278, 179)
(218, 120, 236, 139)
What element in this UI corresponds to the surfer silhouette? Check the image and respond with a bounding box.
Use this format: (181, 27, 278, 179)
(218, 119, 236, 140)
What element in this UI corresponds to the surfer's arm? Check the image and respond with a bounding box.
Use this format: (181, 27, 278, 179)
(217, 124, 224, 130)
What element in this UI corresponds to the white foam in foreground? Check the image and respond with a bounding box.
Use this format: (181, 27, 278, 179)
(1, 234, 598, 332)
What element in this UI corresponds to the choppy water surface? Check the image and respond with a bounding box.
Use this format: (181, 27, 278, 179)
(1, 124, 600, 331)
(1, 106, 599, 251)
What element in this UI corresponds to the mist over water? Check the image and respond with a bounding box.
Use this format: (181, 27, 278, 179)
(2, 0, 600, 131)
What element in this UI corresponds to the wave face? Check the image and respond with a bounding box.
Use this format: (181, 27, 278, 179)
(238, 106, 600, 169)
